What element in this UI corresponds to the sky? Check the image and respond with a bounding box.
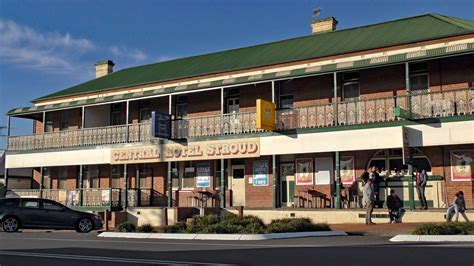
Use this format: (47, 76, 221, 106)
(0, 0, 473, 149)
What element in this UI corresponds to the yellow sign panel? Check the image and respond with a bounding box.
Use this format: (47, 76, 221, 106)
(256, 99, 276, 131)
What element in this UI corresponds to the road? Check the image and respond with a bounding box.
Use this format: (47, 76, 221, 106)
(0, 230, 473, 266)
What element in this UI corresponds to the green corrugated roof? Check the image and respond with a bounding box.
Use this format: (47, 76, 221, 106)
(34, 13, 474, 102)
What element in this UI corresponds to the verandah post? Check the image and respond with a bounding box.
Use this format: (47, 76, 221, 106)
(272, 154, 278, 209)
(220, 159, 225, 208)
(78, 165, 83, 206)
(39, 167, 44, 198)
(167, 161, 172, 208)
(124, 164, 128, 209)
(335, 151, 341, 209)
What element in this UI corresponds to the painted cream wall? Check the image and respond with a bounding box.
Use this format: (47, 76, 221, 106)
(6, 148, 111, 168)
(127, 207, 166, 227)
(260, 127, 404, 155)
(261, 120, 474, 156)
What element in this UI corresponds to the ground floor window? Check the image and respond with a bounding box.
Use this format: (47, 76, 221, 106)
(368, 148, 432, 176)
(83, 165, 99, 189)
(110, 165, 122, 188)
(42, 167, 51, 189)
(58, 167, 68, 189)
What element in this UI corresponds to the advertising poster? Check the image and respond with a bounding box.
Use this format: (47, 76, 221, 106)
(451, 150, 474, 181)
(295, 158, 313, 185)
(340, 156, 355, 184)
(66, 190, 79, 206)
(101, 190, 111, 205)
(196, 163, 211, 187)
(253, 160, 269, 186)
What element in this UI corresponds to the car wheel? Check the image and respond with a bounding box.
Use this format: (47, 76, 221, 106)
(76, 218, 93, 233)
(3, 217, 20, 232)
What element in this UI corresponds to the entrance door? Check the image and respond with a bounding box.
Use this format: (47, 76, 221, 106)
(231, 165, 245, 206)
(280, 163, 295, 207)
(314, 157, 334, 185)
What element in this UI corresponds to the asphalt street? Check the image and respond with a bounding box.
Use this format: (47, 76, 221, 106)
(0, 230, 473, 266)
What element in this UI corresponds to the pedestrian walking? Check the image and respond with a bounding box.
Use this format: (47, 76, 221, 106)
(363, 179, 376, 225)
(416, 169, 428, 210)
(445, 191, 469, 222)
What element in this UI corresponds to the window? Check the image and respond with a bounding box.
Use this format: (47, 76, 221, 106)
(45, 113, 53, 133)
(22, 199, 39, 209)
(110, 165, 122, 188)
(42, 168, 51, 189)
(278, 80, 294, 109)
(138, 166, 152, 189)
(342, 72, 360, 101)
(60, 111, 70, 131)
(139, 100, 151, 122)
(367, 148, 432, 177)
(225, 88, 240, 114)
(409, 62, 429, 94)
(183, 164, 195, 189)
(111, 103, 123, 125)
(58, 167, 68, 189)
(176, 95, 188, 119)
(84, 165, 99, 189)
(43, 201, 64, 211)
(0, 199, 18, 207)
(171, 166, 179, 189)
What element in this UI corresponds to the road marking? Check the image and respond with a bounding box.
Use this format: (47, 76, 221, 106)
(0, 250, 232, 265)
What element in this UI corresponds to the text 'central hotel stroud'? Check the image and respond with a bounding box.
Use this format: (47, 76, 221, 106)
(4, 14, 474, 226)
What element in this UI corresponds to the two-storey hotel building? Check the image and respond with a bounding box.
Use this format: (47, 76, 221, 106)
(4, 14, 474, 226)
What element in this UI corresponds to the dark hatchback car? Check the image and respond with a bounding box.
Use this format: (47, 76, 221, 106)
(0, 198, 103, 233)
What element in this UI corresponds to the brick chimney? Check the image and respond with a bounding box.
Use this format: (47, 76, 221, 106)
(95, 60, 115, 78)
(311, 17, 338, 34)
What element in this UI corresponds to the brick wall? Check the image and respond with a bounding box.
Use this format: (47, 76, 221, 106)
(187, 90, 221, 117)
(239, 83, 272, 113)
(429, 54, 474, 91)
(244, 156, 274, 208)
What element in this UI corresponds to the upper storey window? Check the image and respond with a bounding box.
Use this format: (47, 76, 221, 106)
(409, 62, 429, 94)
(342, 72, 360, 102)
(278, 80, 294, 109)
(139, 100, 151, 122)
(60, 110, 70, 131)
(226, 88, 240, 114)
(175, 95, 188, 119)
(110, 103, 123, 126)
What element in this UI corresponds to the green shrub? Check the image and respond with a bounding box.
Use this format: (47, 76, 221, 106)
(186, 215, 221, 233)
(219, 214, 265, 234)
(413, 222, 474, 235)
(115, 222, 136, 232)
(265, 218, 330, 233)
(159, 221, 188, 233)
(137, 224, 155, 233)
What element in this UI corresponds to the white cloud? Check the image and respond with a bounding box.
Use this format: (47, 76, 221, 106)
(110, 45, 147, 62)
(156, 55, 176, 62)
(0, 18, 149, 76)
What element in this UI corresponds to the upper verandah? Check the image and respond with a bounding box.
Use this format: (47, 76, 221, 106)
(28, 13, 474, 103)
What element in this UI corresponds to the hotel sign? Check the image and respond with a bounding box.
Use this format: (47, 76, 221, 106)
(111, 138, 260, 164)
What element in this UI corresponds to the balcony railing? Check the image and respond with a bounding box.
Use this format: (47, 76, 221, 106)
(6, 188, 122, 209)
(8, 122, 152, 151)
(277, 88, 473, 130)
(7, 88, 473, 151)
(173, 112, 263, 139)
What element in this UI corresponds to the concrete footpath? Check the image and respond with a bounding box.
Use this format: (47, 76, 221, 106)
(390, 235, 474, 242)
(98, 230, 347, 240)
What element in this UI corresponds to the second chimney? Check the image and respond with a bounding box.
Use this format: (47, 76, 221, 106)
(311, 17, 338, 34)
(95, 60, 115, 78)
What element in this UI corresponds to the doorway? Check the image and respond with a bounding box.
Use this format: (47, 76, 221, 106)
(280, 163, 295, 207)
(231, 165, 245, 206)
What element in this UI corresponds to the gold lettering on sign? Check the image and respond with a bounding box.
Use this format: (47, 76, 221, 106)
(110, 138, 260, 164)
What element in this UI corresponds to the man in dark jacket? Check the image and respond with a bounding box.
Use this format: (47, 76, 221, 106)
(416, 169, 428, 210)
(386, 189, 405, 223)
